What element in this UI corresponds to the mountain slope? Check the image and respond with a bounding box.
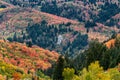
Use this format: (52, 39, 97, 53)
(0, 0, 89, 58)
(0, 40, 59, 73)
(0, 6, 80, 39)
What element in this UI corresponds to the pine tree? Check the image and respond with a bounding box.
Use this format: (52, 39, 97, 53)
(86, 40, 107, 68)
(13, 32, 17, 41)
(53, 55, 66, 80)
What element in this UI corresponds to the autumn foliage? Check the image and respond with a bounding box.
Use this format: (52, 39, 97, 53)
(13, 72, 21, 80)
(0, 40, 59, 73)
(105, 39, 115, 49)
(105, 34, 120, 48)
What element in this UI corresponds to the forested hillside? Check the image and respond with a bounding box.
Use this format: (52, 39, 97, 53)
(39, 0, 120, 41)
(0, 40, 59, 79)
(5, 0, 120, 28)
(0, 0, 120, 80)
(5, 0, 120, 42)
(0, 35, 120, 80)
(40, 0, 120, 27)
(0, 6, 79, 38)
(7, 21, 88, 57)
(52, 35, 120, 80)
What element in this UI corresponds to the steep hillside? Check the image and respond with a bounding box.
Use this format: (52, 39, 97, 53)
(0, 40, 59, 73)
(0, 6, 80, 39)
(0, 0, 89, 57)
(7, 22, 88, 57)
(4, 0, 120, 42)
(1, 0, 115, 42)
(1, 1, 120, 80)
(39, 0, 120, 42)
(0, 0, 116, 57)
(40, 0, 120, 27)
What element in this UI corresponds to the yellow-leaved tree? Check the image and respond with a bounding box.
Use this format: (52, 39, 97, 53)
(62, 68, 79, 80)
(62, 61, 120, 80)
(79, 61, 110, 80)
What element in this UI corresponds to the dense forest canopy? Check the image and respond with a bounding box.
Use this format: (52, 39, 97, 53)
(7, 21, 88, 57)
(0, 0, 120, 80)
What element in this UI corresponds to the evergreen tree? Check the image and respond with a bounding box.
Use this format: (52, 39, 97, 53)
(100, 50, 110, 70)
(53, 55, 66, 80)
(26, 41, 32, 47)
(115, 36, 120, 48)
(13, 32, 17, 41)
(86, 40, 107, 68)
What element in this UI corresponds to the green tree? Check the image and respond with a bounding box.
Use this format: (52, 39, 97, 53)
(86, 40, 107, 67)
(79, 61, 111, 80)
(100, 50, 110, 70)
(13, 32, 17, 41)
(62, 68, 75, 80)
(85, 21, 96, 28)
(53, 55, 66, 80)
(115, 36, 120, 48)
